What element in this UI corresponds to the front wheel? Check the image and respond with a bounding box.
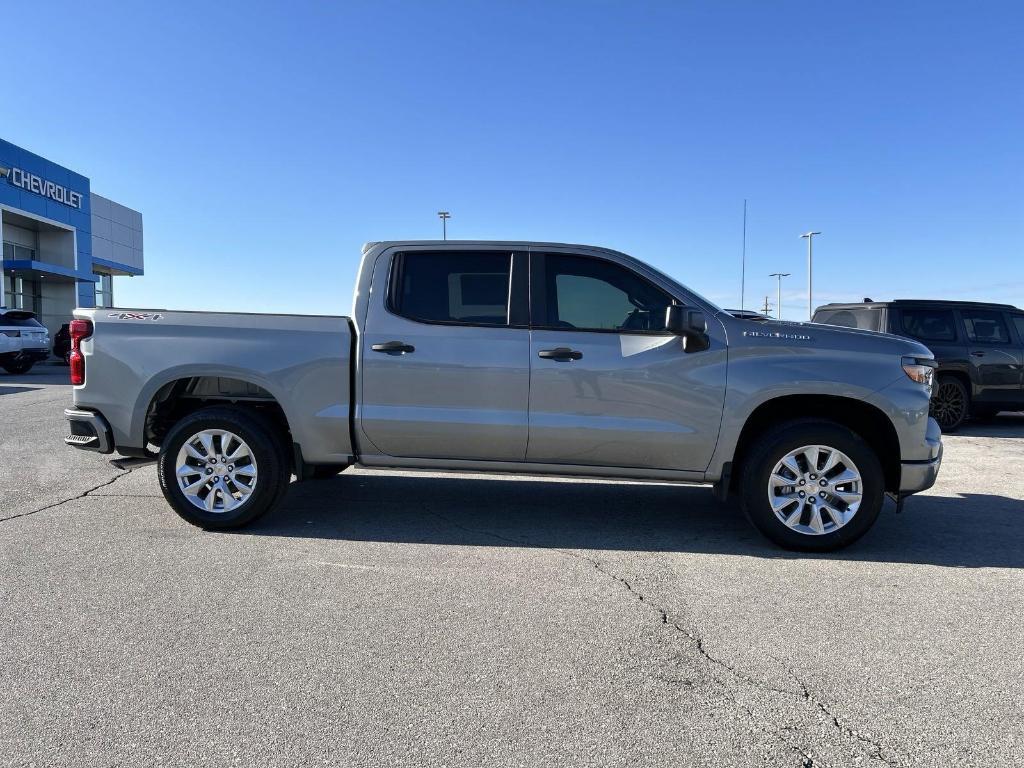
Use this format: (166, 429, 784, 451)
(157, 406, 290, 530)
(740, 420, 885, 552)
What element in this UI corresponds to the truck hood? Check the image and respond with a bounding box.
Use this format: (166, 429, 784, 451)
(722, 316, 933, 358)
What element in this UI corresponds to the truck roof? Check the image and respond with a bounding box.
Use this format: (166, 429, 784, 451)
(361, 240, 631, 256)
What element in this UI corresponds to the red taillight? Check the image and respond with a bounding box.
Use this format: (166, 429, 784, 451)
(69, 319, 93, 386)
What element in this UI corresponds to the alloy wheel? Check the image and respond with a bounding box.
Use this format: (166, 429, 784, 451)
(931, 381, 965, 429)
(767, 444, 863, 536)
(175, 429, 258, 513)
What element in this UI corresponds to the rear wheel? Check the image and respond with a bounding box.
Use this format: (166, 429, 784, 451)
(931, 375, 968, 431)
(740, 420, 885, 552)
(157, 406, 290, 530)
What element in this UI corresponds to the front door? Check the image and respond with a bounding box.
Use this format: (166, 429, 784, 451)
(959, 308, 1024, 406)
(526, 252, 726, 472)
(359, 248, 531, 461)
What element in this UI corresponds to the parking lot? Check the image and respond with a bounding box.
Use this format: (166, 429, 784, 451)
(1, 368, 1022, 767)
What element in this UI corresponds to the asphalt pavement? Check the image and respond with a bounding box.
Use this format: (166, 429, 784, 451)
(1, 369, 1022, 767)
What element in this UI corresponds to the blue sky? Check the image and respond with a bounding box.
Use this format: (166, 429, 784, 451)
(5, 1, 1022, 319)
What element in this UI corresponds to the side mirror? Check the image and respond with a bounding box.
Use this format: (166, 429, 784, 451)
(665, 305, 710, 352)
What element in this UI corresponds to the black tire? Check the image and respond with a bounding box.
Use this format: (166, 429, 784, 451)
(309, 464, 347, 479)
(2, 359, 33, 374)
(740, 419, 885, 552)
(931, 375, 968, 432)
(157, 406, 291, 530)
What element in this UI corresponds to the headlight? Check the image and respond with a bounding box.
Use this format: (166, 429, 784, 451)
(902, 356, 936, 386)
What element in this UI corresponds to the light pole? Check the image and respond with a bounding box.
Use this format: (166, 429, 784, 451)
(437, 211, 451, 240)
(800, 231, 821, 320)
(769, 272, 791, 320)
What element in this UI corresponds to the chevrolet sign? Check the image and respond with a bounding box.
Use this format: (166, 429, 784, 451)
(1, 165, 83, 209)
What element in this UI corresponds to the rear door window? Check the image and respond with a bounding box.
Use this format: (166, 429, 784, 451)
(961, 309, 1011, 344)
(900, 308, 957, 342)
(389, 251, 512, 326)
(812, 308, 882, 331)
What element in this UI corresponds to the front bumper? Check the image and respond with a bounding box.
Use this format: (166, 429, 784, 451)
(64, 408, 114, 454)
(899, 416, 943, 494)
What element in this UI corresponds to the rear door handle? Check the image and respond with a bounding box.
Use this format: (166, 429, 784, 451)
(371, 341, 415, 354)
(971, 351, 986, 357)
(538, 347, 582, 361)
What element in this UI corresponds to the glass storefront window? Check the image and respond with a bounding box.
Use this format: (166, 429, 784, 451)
(3, 241, 36, 261)
(94, 273, 113, 308)
(1, 271, 40, 313)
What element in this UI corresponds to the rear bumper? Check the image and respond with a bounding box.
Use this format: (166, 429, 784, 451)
(64, 408, 114, 454)
(899, 417, 943, 494)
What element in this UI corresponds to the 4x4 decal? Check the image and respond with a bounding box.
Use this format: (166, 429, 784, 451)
(107, 312, 163, 321)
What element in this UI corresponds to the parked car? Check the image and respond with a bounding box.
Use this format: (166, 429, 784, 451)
(0, 309, 51, 374)
(62, 241, 942, 551)
(53, 323, 72, 364)
(813, 300, 1024, 431)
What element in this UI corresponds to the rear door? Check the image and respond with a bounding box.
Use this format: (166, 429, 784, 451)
(958, 308, 1023, 406)
(358, 248, 531, 461)
(525, 251, 726, 472)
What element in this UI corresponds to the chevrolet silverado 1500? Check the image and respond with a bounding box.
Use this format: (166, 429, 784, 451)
(63, 241, 942, 551)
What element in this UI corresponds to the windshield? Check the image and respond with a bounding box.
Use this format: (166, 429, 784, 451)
(0, 313, 44, 328)
(812, 307, 882, 331)
(637, 260, 725, 314)
(725, 310, 769, 321)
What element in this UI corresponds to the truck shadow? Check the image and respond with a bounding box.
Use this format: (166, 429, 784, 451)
(0, 385, 39, 396)
(247, 473, 1024, 569)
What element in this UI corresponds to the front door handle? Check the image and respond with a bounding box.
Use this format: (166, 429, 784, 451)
(538, 347, 583, 361)
(971, 351, 986, 357)
(372, 341, 415, 354)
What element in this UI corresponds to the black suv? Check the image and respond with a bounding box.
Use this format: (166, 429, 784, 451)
(813, 300, 1024, 431)
(53, 323, 72, 364)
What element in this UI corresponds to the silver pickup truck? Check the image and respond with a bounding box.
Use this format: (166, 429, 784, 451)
(63, 241, 942, 551)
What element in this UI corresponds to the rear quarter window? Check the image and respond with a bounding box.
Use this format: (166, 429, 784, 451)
(812, 308, 882, 331)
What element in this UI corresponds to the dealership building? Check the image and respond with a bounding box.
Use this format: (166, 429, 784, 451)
(0, 139, 144, 339)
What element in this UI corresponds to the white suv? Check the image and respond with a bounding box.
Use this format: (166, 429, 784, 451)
(0, 310, 51, 374)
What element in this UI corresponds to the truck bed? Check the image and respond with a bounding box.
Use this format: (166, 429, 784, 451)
(72, 308, 354, 464)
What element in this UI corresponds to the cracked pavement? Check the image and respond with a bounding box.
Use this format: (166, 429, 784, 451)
(2, 370, 1023, 767)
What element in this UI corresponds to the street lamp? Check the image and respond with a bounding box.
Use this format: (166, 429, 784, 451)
(769, 272, 791, 320)
(800, 231, 821, 320)
(437, 211, 451, 240)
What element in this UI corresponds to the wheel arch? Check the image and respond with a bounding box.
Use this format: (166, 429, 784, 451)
(731, 395, 902, 493)
(936, 368, 972, 397)
(140, 372, 294, 464)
